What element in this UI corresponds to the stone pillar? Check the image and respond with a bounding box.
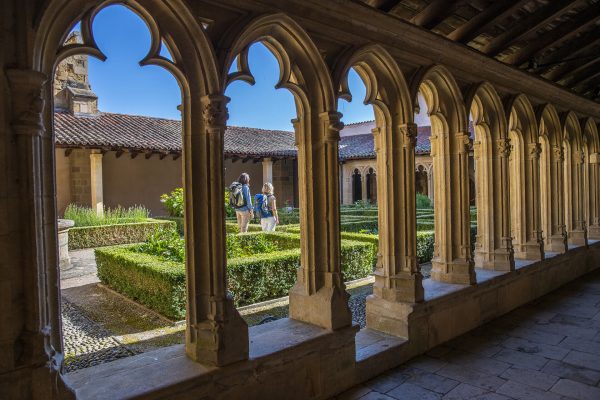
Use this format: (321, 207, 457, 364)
(89, 150, 103, 216)
(184, 94, 248, 366)
(569, 150, 587, 245)
(366, 122, 424, 337)
(546, 145, 568, 252)
(262, 157, 273, 185)
(430, 131, 475, 285)
(361, 168, 368, 202)
(289, 112, 352, 330)
(521, 143, 544, 259)
(588, 153, 600, 239)
(473, 135, 514, 271)
(6, 69, 72, 398)
(426, 164, 434, 202)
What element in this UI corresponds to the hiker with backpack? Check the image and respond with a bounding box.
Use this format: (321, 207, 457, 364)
(255, 182, 279, 232)
(229, 173, 253, 233)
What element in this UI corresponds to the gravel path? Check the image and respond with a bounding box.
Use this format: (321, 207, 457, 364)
(62, 300, 136, 372)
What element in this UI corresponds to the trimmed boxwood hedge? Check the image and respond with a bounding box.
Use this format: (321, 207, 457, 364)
(95, 233, 377, 317)
(69, 219, 176, 250)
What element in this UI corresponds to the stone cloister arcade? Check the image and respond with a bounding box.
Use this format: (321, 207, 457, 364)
(2, 1, 600, 399)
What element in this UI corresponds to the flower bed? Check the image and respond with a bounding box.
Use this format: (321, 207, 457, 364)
(95, 231, 377, 319)
(68, 219, 176, 250)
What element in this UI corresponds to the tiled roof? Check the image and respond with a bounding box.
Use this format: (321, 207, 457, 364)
(54, 111, 438, 160)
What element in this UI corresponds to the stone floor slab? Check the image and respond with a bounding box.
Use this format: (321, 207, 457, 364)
(441, 383, 488, 400)
(386, 382, 441, 400)
(492, 348, 550, 370)
(550, 379, 600, 400)
(541, 359, 600, 386)
(499, 366, 559, 391)
(562, 350, 600, 372)
(496, 380, 562, 400)
(436, 364, 506, 391)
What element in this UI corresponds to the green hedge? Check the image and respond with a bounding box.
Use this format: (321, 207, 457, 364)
(95, 246, 186, 319)
(156, 216, 184, 235)
(69, 219, 176, 250)
(95, 233, 376, 316)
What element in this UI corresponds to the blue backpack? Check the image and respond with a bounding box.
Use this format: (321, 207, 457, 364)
(254, 194, 272, 218)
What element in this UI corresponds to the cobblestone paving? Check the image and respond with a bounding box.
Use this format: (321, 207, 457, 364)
(62, 300, 136, 372)
(337, 269, 600, 400)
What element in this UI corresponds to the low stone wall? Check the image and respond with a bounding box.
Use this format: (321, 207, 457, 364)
(66, 242, 600, 400)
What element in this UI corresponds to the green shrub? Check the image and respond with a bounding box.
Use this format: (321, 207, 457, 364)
(156, 216, 184, 235)
(64, 204, 149, 227)
(68, 219, 176, 250)
(96, 246, 186, 320)
(416, 231, 435, 263)
(416, 193, 432, 209)
(224, 188, 236, 218)
(160, 188, 184, 218)
(135, 228, 185, 262)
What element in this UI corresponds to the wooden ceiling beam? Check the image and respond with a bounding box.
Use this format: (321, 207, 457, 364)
(447, 0, 530, 43)
(510, 2, 600, 67)
(572, 69, 600, 93)
(538, 29, 600, 73)
(409, 0, 466, 30)
(558, 57, 600, 86)
(481, 0, 579, 57)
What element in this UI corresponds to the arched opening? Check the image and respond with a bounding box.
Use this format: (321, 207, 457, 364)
(466, 83, 514, 271)
(415, 165, 428, 196)
(32, 0, 247, 373)
(412, 65, 475, 285)
(506, 95, 544, 260)
(366, 167, 377, 204)
(221, 14, 351, 330)
(352, 168, 363, 203)
(538, 104, 568, 253)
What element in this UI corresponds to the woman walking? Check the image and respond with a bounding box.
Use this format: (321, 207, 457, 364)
(255, 182, 279, 232)
(230, 173, 253, 233)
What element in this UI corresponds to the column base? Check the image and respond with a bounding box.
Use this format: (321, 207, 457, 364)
(474, 248, 515, 271)
(588, 224, 600, 240)
(186, 297, 249, 366)
(567, 229, 587, 246)
(546, 233, 568, 253)
(372, 271, 424, 303)
(366, 295, 417, 338)
(513, 240, 544, 261)
(431, 258, 476, 285)
(289, 282, 352, 330)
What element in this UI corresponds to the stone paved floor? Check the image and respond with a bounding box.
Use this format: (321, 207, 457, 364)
(336, 269, 600, 400)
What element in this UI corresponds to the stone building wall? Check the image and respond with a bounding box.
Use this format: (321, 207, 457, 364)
(272, 159, 298, 207)
(68, 149, 92, 207)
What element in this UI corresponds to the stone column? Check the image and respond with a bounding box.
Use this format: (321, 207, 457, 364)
(89, 150, 103, 216)
(262, 157, 273, 185)
(547, 145, 568, 252)
(366, 122, 424, 337)
(569, 150, 587, 245)
(473, 136, 514, 271)
(588, 153, 600, 239)
(522, 143, 544, 259)
(430, 131, 476, 285)
(361, 168, 368, 202)
(289, 112, 352, 330)
(6, 69, 71, 397)
(184, 94, 248, 366)
(426, 164, 434, 201)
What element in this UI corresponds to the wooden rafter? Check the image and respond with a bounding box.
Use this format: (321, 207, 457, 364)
(559, 57, 600, 86)
(145, 152, 153, 159)
(64, 148, 73, 157)
(447, 0, 530, 43)
(409, 0, 465, 30)
(542, 32, 600, 78)
(510, 2, 600, 67)
(572, 69, 600, 93)
(481, 0, 579, 57)
(115, 150, 124, 158)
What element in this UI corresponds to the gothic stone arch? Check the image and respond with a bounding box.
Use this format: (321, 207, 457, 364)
(583, 118, 600, 239)
(219, 13, 351, 330)
(411, 65, 475, 285)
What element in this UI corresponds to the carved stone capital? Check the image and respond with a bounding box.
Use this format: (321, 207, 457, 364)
(589, 153, 600, 164)
(553, 145, 564, 163)
(497, 138, 511, 158)
(200, 94, 229, 129)
(6, 69, 48, 137)
(577, 149, 586, 165)
(528, 143, 542, 159)
(321, 111, 344, 141)
(400, 123, 417, 148)
(456, 132, 472, 154)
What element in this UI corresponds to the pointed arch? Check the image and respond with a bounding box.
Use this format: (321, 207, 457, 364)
(465, 82, 513, 271)
(333, 45, 423, 329)
(411, 65, 474, 285)
(31, 0, 250, 369)
(582, 118, 600, 239)
(219, 13, 351, 330)
(505, 94, 544, 260)
(562, 111, 587, 245)
(537, 104, 568, 253)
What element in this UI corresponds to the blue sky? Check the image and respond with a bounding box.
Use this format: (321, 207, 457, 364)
(82, 5, 374, 130)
